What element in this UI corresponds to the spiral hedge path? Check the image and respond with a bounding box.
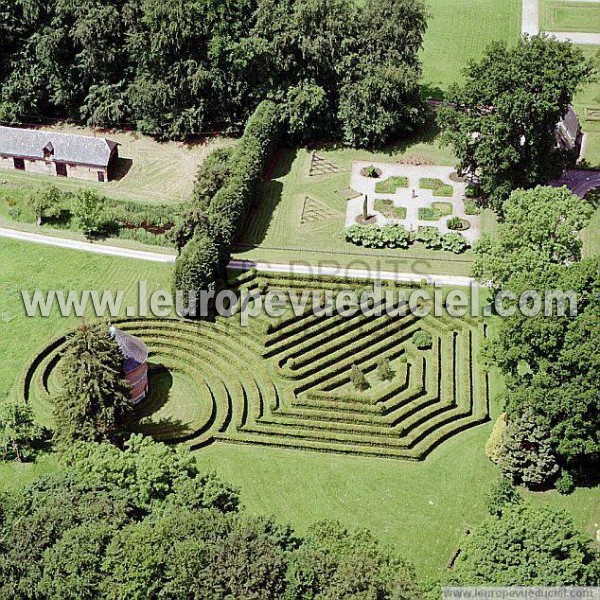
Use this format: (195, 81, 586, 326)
(21, 274, 490, 460)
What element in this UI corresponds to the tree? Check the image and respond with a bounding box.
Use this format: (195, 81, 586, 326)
(350, 364, 369, 391)
(71, 189, 106, 238)
(472, 186, 593, 288)
(452, 504, 599, 586)
(376, 357, 394, 381)
(338, 63, 424, 147)
(26, 186, 62, 226)
(494, 409, 559, 488)
(286, 520, 421, 599)
(411, 330, 432, 350)
(437, 35, 594, 210)
(485, 260, 599, 476)
(52, 323, 131, 445)
(0, 399, 43, 462)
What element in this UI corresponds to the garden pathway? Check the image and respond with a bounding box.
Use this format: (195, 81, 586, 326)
(0, 226, 479, 287)
(522, 0, 600, 44)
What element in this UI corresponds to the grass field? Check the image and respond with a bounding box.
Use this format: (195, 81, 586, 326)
(0, 123, 233, 204)
(420, 0, 521, 92)
(540, 0, 600, 34)
(236, 144, 498, 277)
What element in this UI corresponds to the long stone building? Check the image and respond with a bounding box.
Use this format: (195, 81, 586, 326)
(0, 126, 119, 182)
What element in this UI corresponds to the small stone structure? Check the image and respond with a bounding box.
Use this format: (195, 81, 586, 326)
(0, 126, 119, 182)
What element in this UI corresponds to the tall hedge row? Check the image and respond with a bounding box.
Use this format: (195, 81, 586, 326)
(173, 101, 280, 302)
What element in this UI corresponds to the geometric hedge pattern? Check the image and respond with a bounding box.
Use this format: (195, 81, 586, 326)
(309, 153, 342, 176)
(300, 196, 340, 224)
(21, 274, 490, 461)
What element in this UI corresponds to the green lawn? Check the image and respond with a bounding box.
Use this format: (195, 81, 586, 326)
(573, 46, 600, 168)
(0, 237, 173, 399)
(237, 145, 495, 277)
(541, 0, 600, 34)
(420, 0, 521, 92)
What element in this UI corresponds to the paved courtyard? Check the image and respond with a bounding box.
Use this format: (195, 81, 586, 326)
(347, 162, 481, 245)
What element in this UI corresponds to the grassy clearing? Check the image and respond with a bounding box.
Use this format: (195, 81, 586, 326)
(237, 144, 492, 277)
(420, 0, 521, 92)
(375, 176, 409, 193)
(374, 198, 407, 219)
(0, 123, 233, 204)
(540, 0, 600, 34)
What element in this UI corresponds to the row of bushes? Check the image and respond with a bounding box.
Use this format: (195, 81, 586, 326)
(173, 101, 281, 302)
(346, 224, 470, 253)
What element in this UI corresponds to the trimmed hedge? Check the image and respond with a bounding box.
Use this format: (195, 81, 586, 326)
(173, 100, 281, 296)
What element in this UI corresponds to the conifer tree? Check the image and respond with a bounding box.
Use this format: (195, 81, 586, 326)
(494, 409, 559, 489)
(53, 324, 131, 445)
(376, 357, 394, 381)
(350, 364, 369, 391)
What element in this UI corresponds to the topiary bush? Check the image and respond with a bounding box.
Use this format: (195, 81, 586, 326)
(441, 232, 469, 253)
(447, 216, 464, 230)
(345, 224, 410, 249)
(350, 364, 369, 391)
(411, 330, 432, 350)
(415, 226, 442, 249)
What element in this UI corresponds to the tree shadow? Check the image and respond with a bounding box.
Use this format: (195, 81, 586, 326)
(236, 147, 297, 247)
(133, 362, 173, 419)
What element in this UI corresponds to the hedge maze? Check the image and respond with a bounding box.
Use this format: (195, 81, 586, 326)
(21, 274, 490, 460)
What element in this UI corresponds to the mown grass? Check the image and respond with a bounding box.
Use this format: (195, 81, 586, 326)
(420, 0, 521, 92)
(540, 0, 600, 34)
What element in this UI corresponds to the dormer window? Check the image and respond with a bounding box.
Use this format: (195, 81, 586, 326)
(43, 141, 54, 159)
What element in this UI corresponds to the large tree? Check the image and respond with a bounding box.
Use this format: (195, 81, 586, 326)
(472, 186, 593, 288)
(0, 398, 43, 462)
(486, 259, 599, 477)
(52, 323, 132, 444)
(437, 35, 594, 210)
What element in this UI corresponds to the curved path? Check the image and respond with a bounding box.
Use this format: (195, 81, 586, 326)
(0, 226, 477, 287)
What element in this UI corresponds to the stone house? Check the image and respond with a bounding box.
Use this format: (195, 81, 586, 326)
(0, 126, 119, 182)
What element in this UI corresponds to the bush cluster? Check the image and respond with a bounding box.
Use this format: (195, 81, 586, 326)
(346, 224, 469, 253)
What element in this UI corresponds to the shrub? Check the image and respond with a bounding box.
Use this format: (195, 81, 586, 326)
(417, 206, 438, 221)
(350, 364, 369, 391)
(486, 479, 522, 516)
(411, 330, 432, 350)
(362, 165, 380, 178)
(485, 413, 507, 464)
(464, 199, 481, 215)
(345, 224, 410, 249)
(447, 216, 464, 230)
(465, 183, 479, 198)
(441, 232, 469, 253)
(415, 226, 442, 249)
(555, 471, 575, 495)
